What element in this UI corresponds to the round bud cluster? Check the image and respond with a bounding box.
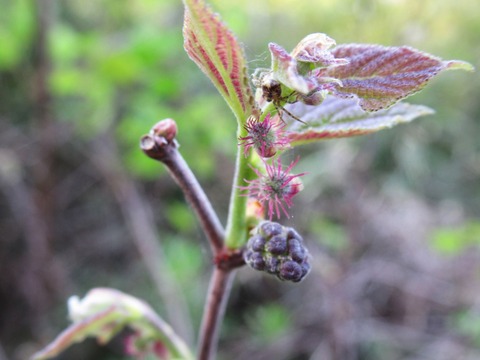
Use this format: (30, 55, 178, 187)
(244, 221, 311, 282)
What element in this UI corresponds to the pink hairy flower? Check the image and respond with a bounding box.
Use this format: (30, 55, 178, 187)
(241, 157, 305, 220)
(238, 114, 290, 158)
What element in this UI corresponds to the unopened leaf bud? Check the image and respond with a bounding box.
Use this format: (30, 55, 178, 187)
(150, 118, 178, 143)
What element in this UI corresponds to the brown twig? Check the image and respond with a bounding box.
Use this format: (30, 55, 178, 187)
(32, 0, 55, 246)
(24, 0, 65, 332)
(196, 268, 236, 360)
(140, 122, 225, 255)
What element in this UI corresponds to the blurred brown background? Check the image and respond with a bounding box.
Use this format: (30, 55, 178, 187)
(0, 0, 479, 359)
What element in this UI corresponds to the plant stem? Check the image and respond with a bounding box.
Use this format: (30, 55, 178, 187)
(197, 268, 236, 360)
(165, 148, 225, 253)
(141, 133, 224, 255)
(224, 125, 252, 249)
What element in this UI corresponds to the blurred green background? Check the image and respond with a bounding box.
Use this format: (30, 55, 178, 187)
(0, 0, 479, 359)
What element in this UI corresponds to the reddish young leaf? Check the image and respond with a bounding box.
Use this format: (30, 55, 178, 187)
(283, 96, 434, 145)
(269, 42, 318, 95)
(291, 33, 349, 69)
(183, 0, 254, 122)
(317, 44, 474, 111)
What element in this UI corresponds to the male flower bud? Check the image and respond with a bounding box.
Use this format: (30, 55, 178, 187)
(243, 221, 311, 282)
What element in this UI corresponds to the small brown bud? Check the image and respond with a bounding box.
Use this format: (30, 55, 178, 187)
(150, 118, 178, 143)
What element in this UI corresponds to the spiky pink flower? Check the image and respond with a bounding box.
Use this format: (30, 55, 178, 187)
(241, 157, 305, 220)
(238, 114, 290, 158)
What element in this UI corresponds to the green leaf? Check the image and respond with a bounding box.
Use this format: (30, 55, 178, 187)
(182, 0, 254, 123)
(320, 44, 474, 111)
(31, 288, 193, 360)
(284, 96, 434, 145)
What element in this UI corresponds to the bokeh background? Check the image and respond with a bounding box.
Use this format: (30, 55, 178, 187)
(1, 0, 479, 359)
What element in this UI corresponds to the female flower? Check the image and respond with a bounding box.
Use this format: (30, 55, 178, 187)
(241, 157, 305, 220)
(238, 114, 290, 158)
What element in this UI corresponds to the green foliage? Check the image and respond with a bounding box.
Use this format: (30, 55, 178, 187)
(430, 221, 480, 255)
(48, 1, 237, 180)
(163, 236, 203, 285)
(117, 113, 168, 180)
(162, 236, 205, 323)
(246, 303, 291, 342)
(454, 309, 480, 347)
(176, 94, 236, 177)
(309, 218, 348, 253)
(0, 0, 34, 69)
(165, 202, 196, 233)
